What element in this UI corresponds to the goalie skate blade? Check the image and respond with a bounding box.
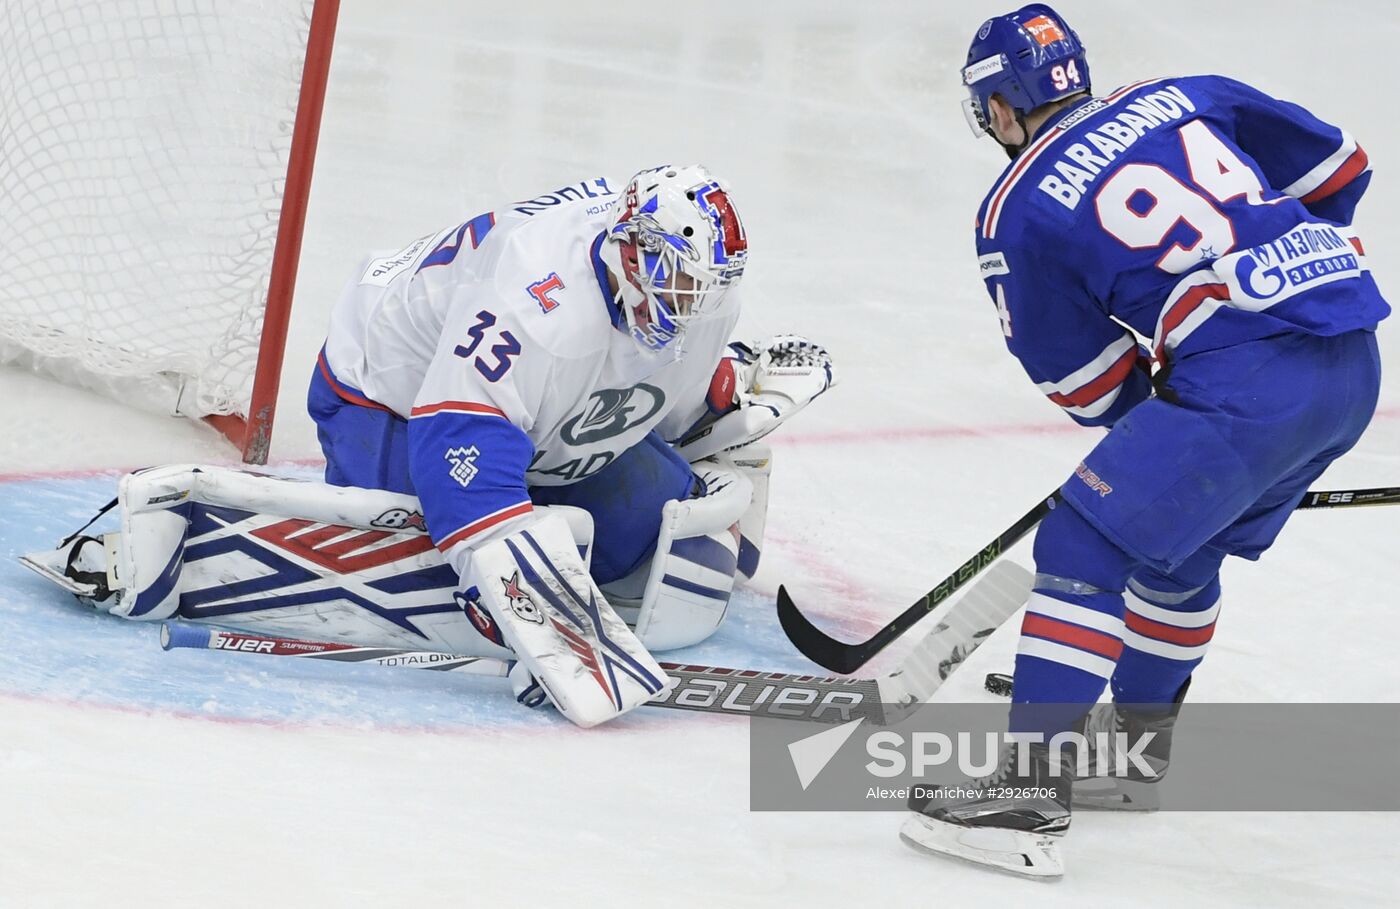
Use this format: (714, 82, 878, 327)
(18, 549, 98, 597)
(898, 813, 1065, 881)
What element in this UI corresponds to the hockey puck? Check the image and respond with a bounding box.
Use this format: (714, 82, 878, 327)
(984, 672, 1013, 698)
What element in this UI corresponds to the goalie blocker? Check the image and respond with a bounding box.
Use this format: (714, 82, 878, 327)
(465, 513, 672, 725)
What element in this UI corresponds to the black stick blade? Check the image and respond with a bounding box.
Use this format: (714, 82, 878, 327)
(773, 484, 1391, 676)
(775, 584, 877, 674)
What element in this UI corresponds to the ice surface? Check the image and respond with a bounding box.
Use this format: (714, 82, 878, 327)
(2, 1, 1398, 905)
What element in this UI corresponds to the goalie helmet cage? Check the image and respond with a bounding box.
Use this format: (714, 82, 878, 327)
(0, 0, 342, 464)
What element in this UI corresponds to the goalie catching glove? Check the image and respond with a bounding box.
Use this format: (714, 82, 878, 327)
(675, 334, 837, 461)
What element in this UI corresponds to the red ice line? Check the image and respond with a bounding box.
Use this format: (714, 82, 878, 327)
(5, 404, 1396, 484)
(5, 404, 1397, 713)
(780, 403, 1400, 447)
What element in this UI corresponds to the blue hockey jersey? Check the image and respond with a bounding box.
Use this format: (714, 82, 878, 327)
(975, 75, 1389, 427)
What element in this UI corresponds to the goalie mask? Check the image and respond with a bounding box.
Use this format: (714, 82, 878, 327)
(600, 165, 748, 351)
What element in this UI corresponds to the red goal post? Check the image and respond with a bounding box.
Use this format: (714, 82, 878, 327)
(207, 0, 341, 463)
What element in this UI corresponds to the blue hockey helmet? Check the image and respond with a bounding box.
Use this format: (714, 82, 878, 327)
(961, 4, 1090, 138)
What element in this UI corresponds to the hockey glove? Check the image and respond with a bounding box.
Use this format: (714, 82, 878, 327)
(675, 334, 837, 461)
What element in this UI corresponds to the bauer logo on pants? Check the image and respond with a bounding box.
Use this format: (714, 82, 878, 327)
(1075, 462, 1113, 496)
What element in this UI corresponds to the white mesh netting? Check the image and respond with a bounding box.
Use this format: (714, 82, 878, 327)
(0, 0, 314, 418)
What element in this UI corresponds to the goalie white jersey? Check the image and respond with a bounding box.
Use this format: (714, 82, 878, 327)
(320, 176, 742, 559)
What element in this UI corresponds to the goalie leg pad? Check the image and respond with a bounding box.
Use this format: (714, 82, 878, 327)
(467, 513, 673, 727)
(728, 444, 771, 581)
(631, 459, 753, 650)
(108, 466, 202, 621)
(76, 463, 464, 623)
(20, 465, 596, 661)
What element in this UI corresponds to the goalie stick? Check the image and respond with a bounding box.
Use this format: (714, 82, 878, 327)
(159, 561, 1032, 725)
(778, 484, 1400, 674)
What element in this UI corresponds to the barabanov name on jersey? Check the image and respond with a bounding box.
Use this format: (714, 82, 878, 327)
(1039, 84, 1198, 210)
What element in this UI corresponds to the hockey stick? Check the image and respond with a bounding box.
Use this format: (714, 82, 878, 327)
(777, 492, 1060, 675)
(159, 561, 1033, 725)
(778, 484, 1400, 674)
(1295, 486, 1400, 509)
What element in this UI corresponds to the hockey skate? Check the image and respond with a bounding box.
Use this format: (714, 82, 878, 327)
(1071, 680, 1189, 812)
(20, 534, 117, 606)
(900, 741, 1072, 880)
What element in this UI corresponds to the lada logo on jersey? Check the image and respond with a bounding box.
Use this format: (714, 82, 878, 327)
(559, 384, 666, 444)
(502, 571, 543, 624)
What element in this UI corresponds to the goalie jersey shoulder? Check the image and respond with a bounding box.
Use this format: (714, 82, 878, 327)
(331, 177, 624, 412)
(358, 175, 620, 288)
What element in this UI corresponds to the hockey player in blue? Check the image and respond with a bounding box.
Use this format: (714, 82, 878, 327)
(902, 4, 1388, 877)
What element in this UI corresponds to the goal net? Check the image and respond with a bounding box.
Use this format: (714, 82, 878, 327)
(0, 0, 339, 462)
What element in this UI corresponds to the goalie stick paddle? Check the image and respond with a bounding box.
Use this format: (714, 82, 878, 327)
(778, 484, 1400, 674)
(158, 562, 1033, 725)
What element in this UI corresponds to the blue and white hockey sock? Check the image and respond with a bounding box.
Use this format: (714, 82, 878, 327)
(1010, 503, 1135, 736)
(1111, 564, 1221, 706)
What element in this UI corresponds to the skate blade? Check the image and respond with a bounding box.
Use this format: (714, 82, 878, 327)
(18, 548, 97, 597)
(899, 813, 1064, 880)
(1072, 777, 1161, 812)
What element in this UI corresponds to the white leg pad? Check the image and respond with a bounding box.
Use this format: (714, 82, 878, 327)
(632, 459, 753, 650)
(108, 465, 202, 620)
(466, 513, 673, 727)
(21, 465, 595, 661)
(728, 444, 771, 581)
